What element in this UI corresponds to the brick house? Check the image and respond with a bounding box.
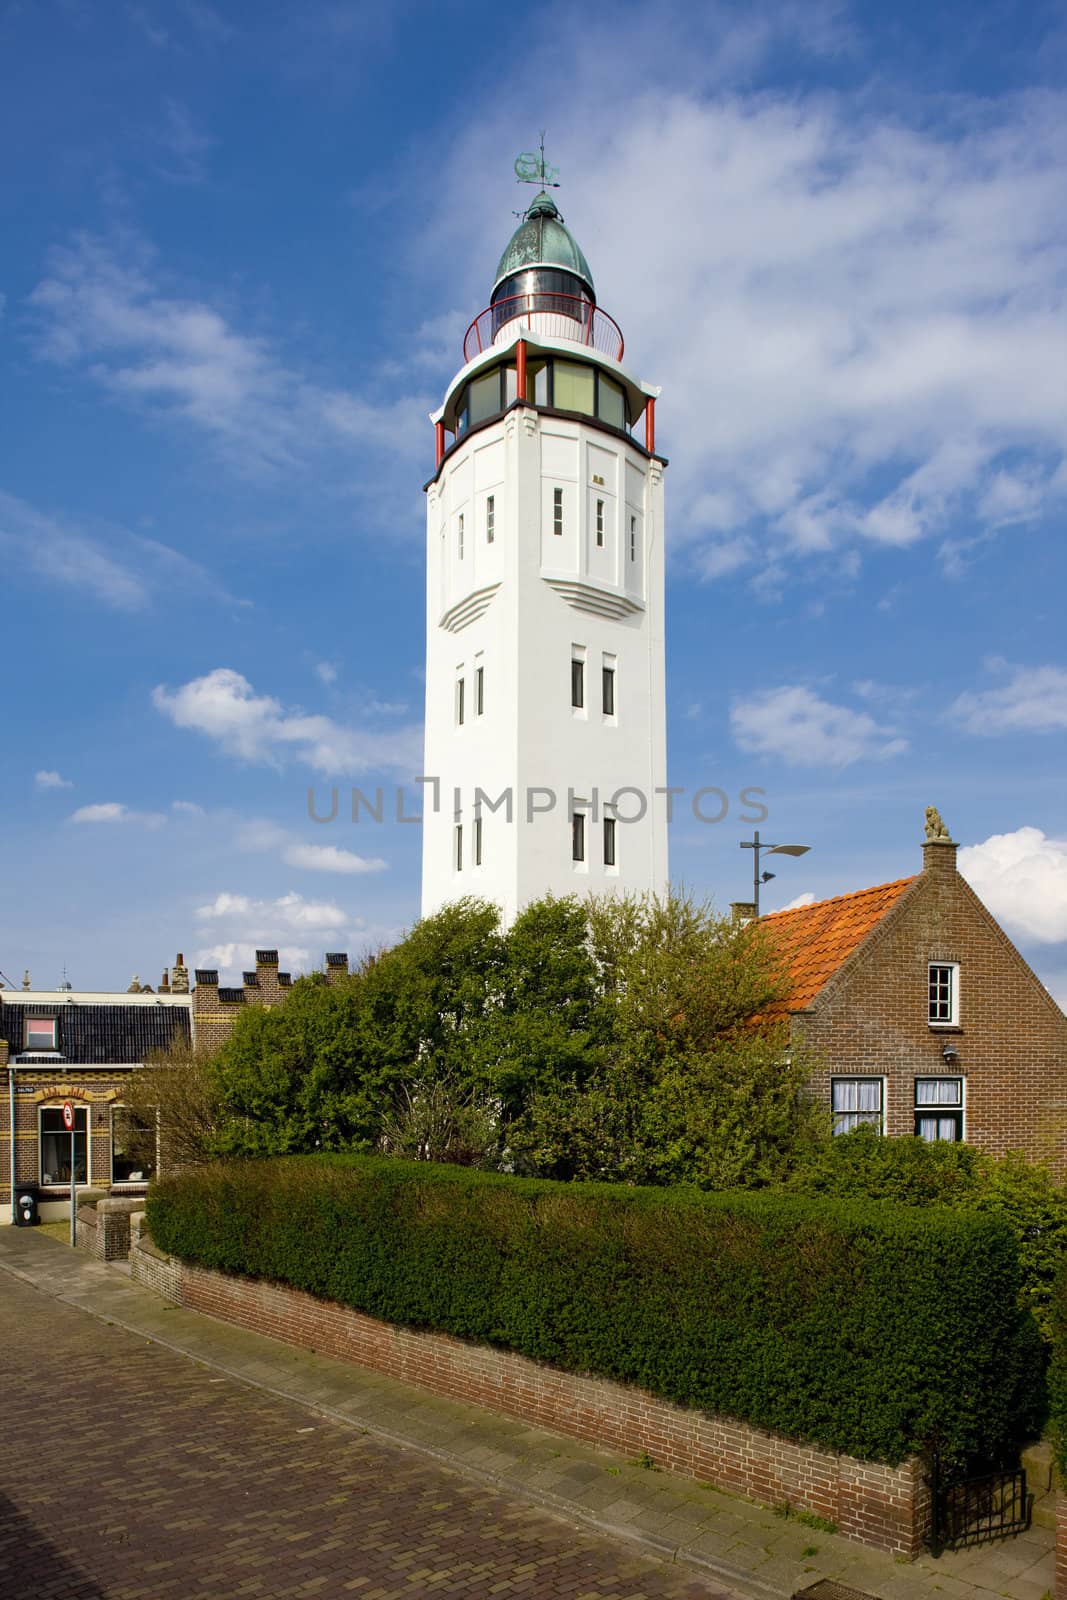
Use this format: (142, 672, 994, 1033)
(761, 816, 1067, 1173)
(1, 961, 191, 1223)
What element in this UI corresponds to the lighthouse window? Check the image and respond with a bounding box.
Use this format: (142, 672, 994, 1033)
(458, 512, 464, 559)
(475, 665, 484, 716)
(468, 369, 503, 427)
(455, 824, 463, 872)
(571, 812, 586, 863)
(571, 658, 585, 709)
(597, 374, 626, 430)
(525, 360, 549, 406)
(474, 815, 483, 866)
(554, 361, 595, 415)
(630, 516, 637, 561)
(595, 499, 604, 546)
(602, 665, 615, 717)
(486, 495, 495, 543)
(603, 817, 617, 867)
(553, 487, 564, 537)
(456, 677, 465, 726)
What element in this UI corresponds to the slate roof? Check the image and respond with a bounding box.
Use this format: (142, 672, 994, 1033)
(761, 878, 917, 1016)
(2, 1001, 191, 1064)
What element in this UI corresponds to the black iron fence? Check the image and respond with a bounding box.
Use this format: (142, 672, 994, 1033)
(930, 1461, 1032, 1552)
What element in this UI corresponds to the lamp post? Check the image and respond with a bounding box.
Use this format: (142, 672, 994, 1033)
(740, 830, 811, 917)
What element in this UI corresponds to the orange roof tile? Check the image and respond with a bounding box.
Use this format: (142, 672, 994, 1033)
(762, 876, 917, 1015)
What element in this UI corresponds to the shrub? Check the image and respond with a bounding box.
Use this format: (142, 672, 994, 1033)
(147, 1155, 1043, 1472)
(788, 1128, 1067, 1340)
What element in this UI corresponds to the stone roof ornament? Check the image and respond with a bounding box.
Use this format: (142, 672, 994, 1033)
(22, 969, 30, 990)
(127, 974, 142, 993)
(924, 806, 953, 843)
(171, 954, 190, 994)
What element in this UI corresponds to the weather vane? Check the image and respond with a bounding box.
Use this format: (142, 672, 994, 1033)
(514, 132, 560, 190)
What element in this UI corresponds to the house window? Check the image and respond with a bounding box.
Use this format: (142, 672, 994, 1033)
(571, 658, 584, 709)
(831, 1078, 883, 1135)
(474, 815, 483, 866)
(455, 824, 463, 871)
(40, 1105, 88, 1186)
(929, 963, 958, 1024)
(602, 666, 615, 717)
(111, 1105, 157, 1184)
(571, 811, 586, 862)
(25, 1016, 57, 1050)
(458, 512, 464, 559)
(595, 498, 604, 547)
(603, 816, 617, 867)
(475, 665, 484, 716)
(629, 515, 637, 562)
(553, 487, 564, 537)
(914, 1079, 963, 1142)
(456, 677, 465, 726)
(486, 495, 495, 543)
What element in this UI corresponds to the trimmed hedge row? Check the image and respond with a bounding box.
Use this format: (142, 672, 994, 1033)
(147, 1155, 1043, 1470)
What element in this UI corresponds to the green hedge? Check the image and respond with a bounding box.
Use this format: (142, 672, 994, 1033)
(147, 1155, 1043, 1470)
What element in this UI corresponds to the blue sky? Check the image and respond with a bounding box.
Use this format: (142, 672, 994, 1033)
(3, 0, 1067, 997)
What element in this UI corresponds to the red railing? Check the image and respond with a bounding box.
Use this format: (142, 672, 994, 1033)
(463, 293, 624, 364)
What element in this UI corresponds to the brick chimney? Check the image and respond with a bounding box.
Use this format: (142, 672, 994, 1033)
(922, 806, 958, 878)
(324, 952, 349, 986)
(730, 902, 757, 924)
(171, 954, 190, 994)
(255, 949, 282, 1004)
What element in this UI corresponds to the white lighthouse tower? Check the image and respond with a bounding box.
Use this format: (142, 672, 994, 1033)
(421, 153, 668, 923)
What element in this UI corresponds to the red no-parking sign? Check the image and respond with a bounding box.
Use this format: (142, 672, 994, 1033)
(62, 1101, 74, 1131)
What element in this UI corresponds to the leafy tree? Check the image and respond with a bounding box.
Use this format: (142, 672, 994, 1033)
(211, 972, 400, 1156)
(509, 891, 823, 1187)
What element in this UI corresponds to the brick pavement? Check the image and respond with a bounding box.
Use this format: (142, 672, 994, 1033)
(0, 1262, 721, 1600)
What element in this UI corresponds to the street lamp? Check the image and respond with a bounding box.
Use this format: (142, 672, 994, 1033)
(740, 830, 811, 917)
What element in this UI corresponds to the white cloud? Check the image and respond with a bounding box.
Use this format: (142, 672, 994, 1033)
(951, 663, 1067, 736)
(70, 802, 166, 828)
(731, 684, 909, 767)
(171, 799, 205, 815)
(156, 98, 214, 184)
(193, 889, 364, 980)
(27, 233, 431, 479)
(153, 666, 421, 776)
(0, 488, 242, 611)
(777, 891, 817, 911)
(283, 843, 387, 875)
(959, 827, 1067, 945)
(35, 770, 73, 791)
(315, 661, 338, 685)
(236, 816, 387, 875)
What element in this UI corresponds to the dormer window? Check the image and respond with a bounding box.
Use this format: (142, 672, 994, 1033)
(26, 1017, 57, 1050)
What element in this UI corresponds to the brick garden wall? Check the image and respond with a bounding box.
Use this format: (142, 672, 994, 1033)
(130, 1234, 930, 1558)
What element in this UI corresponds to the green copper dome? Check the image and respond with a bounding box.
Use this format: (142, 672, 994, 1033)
(492, 192, 595, 298)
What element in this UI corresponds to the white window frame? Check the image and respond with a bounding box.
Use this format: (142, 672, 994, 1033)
(455, 675, 465, 727)
(914, 1077, 964, 1142)
(486, 494, 495, 544)
(928, 962, 959, 1026)
(475, 663, 484, 717)
(454, 823, 463, 872)
(458, 511, 465, 560)
(553, 486, 564, 537)
(831, 1077, 885, 1136)
(595, 498, 605, 548)
(473, 815, 483, 867)
(571, 810, 587, 866)
(571, 649, 586, 713)
(603, 815, 617, 869)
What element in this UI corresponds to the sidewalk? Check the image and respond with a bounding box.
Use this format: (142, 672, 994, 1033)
(0, 1226, 1054, 1600)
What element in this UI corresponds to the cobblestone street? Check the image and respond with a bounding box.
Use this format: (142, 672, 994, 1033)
(0, 1263, 721, 1599)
